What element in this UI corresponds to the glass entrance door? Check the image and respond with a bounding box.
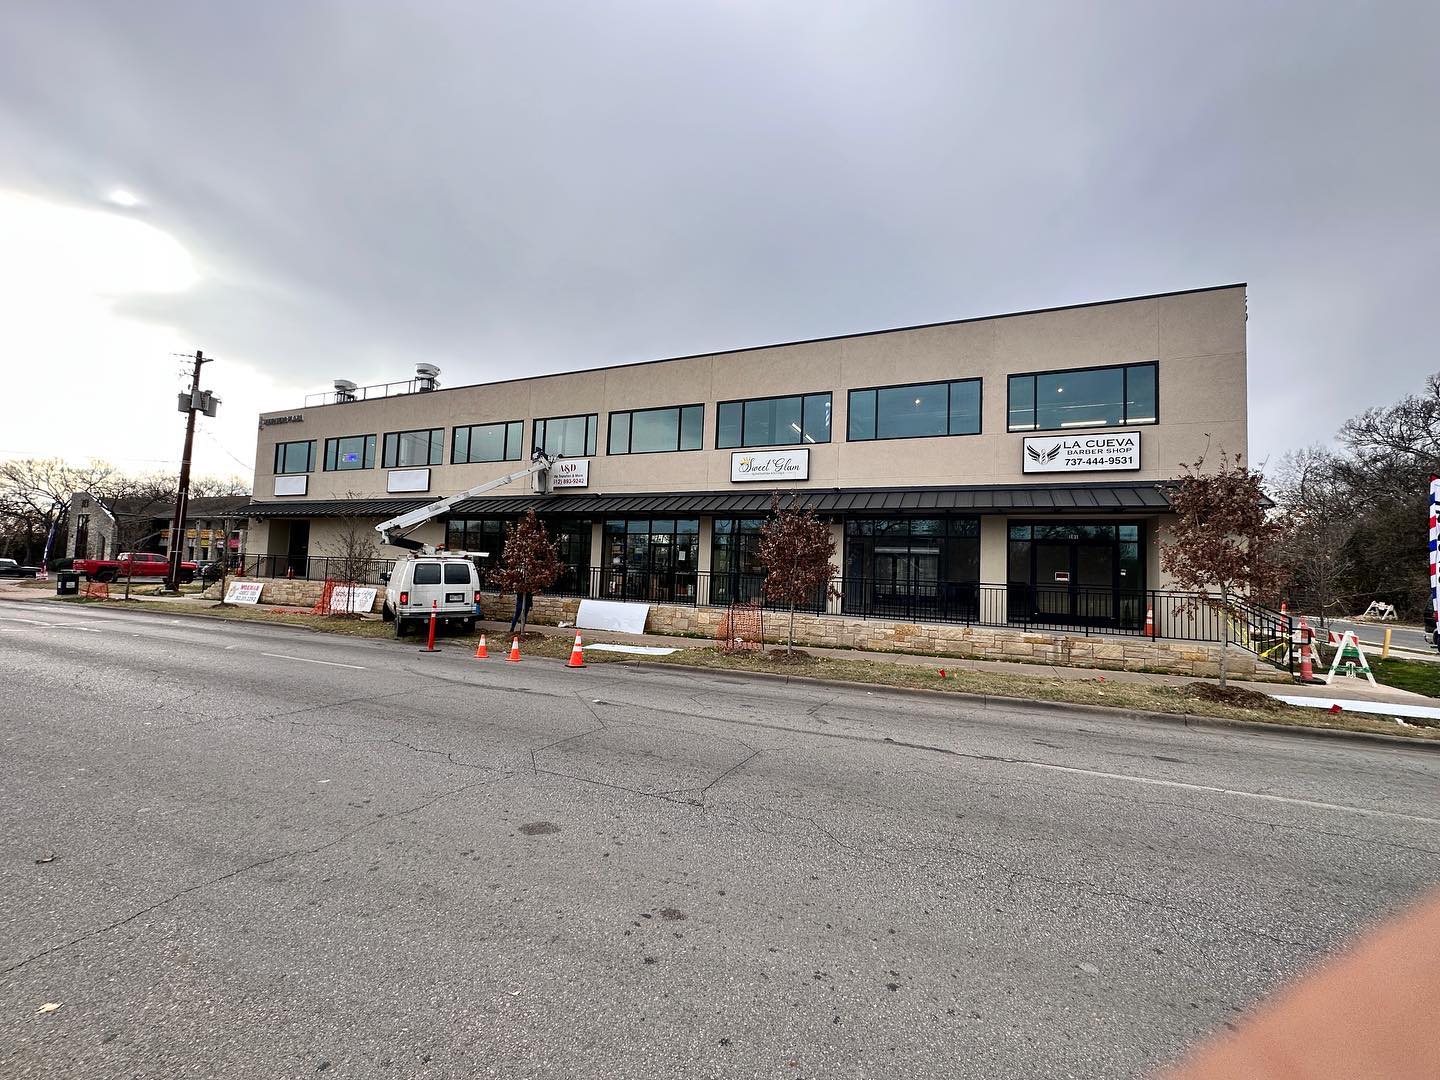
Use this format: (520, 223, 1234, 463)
(1007, 523, 1144, 629)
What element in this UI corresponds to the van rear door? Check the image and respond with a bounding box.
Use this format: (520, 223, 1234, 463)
(440, 561, 474, 613)
(408, 560, 446, 612)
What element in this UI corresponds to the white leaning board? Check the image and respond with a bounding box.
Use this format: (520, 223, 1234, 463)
(576, 599, 649, 635)
(330, 586, 377, 612)
(225, 581, 265, 605)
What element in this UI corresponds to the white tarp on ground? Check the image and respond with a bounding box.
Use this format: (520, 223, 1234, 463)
(576, 599, 649, 635)
(582, 643, 676, 656)
(1271, 694, 1440, 721)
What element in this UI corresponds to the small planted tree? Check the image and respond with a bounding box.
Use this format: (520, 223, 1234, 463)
(1161, 451, 1285, 688)
(323, 504, 383, 615)
(758, 496, 840, 655)
(489, 510, 562, 637)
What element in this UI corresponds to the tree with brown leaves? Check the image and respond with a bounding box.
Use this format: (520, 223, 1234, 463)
(489, 510, 562, 637)
(1161, 451, 1284, 688)
(758, 496, 840, 655)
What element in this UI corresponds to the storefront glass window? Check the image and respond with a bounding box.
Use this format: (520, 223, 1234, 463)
(323, 434, 376, 471)
(712, 518, 767, 604)
(1007, 363, 1158, 432)
(716, 393, 831, 448)
(848, 379, 981, 441)
(601, 518, 699, 603)
(608, 405, 704, 454)
(382, 429, 443, 468)
(274, 440, 315, 474)
(535, 414, 598, 458)
(843, 517, 979, 620)
(453, 421, 524, 463)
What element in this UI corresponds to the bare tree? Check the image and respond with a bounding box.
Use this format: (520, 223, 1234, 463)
(758, 496, 839, 655)
(1162, 452, 1285, 688)
(190, 475, 252, 498)
(489, 510, 561, 637)
(0, 458, 120, 563)
(320, 502, 383, 615)
(1339, 372, 1440, 472)
(1267, 446, 1354, 625)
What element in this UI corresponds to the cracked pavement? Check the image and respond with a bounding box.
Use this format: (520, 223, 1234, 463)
(2, 601, 1438, 1078)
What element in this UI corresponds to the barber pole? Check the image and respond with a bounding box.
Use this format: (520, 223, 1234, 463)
(1430, 477, 1440, 632)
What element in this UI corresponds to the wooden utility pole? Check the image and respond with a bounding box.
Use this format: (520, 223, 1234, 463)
(164, 350, 214, 592)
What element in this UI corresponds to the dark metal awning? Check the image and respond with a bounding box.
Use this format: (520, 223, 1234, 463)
(243, 482, 1174, 520)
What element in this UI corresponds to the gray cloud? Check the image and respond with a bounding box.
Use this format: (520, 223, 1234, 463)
(2, 0, 1437, 467)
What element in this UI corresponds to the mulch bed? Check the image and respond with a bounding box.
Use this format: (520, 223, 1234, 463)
(1181, 682, 1284, 710)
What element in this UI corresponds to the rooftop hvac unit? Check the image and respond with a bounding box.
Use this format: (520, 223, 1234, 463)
(334, 378, 358, 403)
(415, 363, 441, 392)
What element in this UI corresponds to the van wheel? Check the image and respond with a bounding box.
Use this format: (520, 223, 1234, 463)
(463, 618, 476, 634)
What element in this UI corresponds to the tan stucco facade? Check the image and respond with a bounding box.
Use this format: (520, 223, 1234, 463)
(253, 285, 1245, 502)
(245, 285, 1245, 603)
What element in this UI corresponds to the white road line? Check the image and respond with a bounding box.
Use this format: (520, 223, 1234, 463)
(1022, 760, 1440, 827)
(259, 652, 368, 670)
(0, 616, 101, 632)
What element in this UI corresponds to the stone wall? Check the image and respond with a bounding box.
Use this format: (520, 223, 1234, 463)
(207, 579, 1288, 682)
(200, 576, 384, 613)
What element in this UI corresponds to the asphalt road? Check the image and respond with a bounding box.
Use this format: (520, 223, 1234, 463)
(1313, 617, 1432, 657)
(3, 602, 1438, 1079)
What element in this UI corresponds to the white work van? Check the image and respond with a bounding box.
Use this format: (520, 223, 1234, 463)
(381, 555, 480, 638)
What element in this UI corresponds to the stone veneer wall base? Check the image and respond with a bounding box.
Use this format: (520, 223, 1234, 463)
(203, 579, 1289, 683)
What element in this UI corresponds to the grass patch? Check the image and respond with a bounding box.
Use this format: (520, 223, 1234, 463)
(629, 648, 1440, 741)
(1367, 658, 1440, 699)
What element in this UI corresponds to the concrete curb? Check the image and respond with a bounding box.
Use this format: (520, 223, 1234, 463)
(619, 661, 1440, 752)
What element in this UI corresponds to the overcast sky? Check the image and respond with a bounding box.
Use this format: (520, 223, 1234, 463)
(1, 1, 1435, 480)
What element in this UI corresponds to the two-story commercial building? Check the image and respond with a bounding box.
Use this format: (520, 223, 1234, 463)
(242, 284, 1247, 633)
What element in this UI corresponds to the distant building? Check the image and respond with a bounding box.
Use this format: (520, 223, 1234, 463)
(67, 494, 250, 565)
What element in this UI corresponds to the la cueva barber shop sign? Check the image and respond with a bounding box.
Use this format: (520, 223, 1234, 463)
(1022, 431, 1141, 473)
(731, 449, 809, 482)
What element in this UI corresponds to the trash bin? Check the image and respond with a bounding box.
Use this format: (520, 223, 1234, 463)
(56, 570, 80, 596)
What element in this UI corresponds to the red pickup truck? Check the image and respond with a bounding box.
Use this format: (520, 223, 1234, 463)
(74, 552, 199, 583)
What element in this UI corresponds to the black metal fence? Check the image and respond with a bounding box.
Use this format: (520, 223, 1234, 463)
(236, 556, 1286, 650)
(238, 553, 395, 584)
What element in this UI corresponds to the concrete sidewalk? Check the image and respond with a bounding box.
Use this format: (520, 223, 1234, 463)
(476, 615, 1434, 707)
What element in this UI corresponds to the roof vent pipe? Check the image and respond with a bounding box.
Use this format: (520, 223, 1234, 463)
(415, 363, 440, 392)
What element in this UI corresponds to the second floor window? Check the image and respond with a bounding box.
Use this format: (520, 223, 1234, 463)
(535, 414, 598, 458)
(382, 428, 443, 468)
(1007, 362, 1157, 432)
(323, 434, 376, 471)
(453, 421, 524, 464)
(716, 393, 831, 449)
(274, 440, 315, 474)
(848, 379, 981, 441)
(608, 405, 704, 454)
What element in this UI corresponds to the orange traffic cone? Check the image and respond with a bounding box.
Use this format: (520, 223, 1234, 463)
(474, 634, 488, 659)
(566, 632, 585, 669)
(505, 636, 521, 663)
(1144, 604, 1155, 636)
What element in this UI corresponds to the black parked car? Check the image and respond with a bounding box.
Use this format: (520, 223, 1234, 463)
(0, 558, 40, 578)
